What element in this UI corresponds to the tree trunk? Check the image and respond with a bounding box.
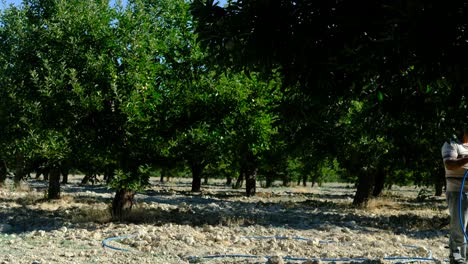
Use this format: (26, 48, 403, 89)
(61, 171, 68, 185)
(160, 168, 167, 183)
(234, 168, 244, 189)
(226, 174, 232, 186)
(435, 180, 444, 196)
(302, 173, 307, 187)
(81, 173, 98, 185)
(104, 166, 115, 184)
(61, 167, 69, 184)
(35, 166, 47, 180)
(81, 174, 91, 185)
(243, 152, 258, 197)
(372, 168, 386, 197)
(245, 167, 257, 197)
(48, 168, 61, 199)
(282, 174, 291, 187)
(43, 168, 50, 181)
(0, 160, 7, 187)
(265, 176, 273, 188)
(14, 153, 25, 188)
(112, 189, 135, 220)
(353, 169, 375, 206)
(311, 172, 319, 187)
(434, 165, 445, 196)
(191, 162, 204, 192)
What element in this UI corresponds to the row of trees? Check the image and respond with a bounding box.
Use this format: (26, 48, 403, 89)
(1, 0, 463, 218)
(0, 0, 296, 219)
(190, 0, 468, 203)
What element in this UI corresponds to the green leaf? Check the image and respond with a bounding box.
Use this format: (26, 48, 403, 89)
(377, 91, 384, 101)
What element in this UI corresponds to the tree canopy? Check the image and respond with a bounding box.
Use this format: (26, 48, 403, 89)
(190, 0, 468, 204)
(0, 0, 465, 211)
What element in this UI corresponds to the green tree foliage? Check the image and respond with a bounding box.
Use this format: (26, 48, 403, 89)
(0, 5, 40, 185)
(191, 0, 468, 204)
(219, 72, 282, 196)
(0, 0, 282, 211)
(0, 0, 164, 208)
(2, 0, 463, 215)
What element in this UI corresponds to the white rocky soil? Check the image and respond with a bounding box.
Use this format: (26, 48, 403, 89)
(0, 176, 450, 264)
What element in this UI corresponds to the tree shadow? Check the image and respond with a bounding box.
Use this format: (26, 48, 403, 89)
(127, 194, 450, 240)
(0, 181, 450, 241)
(0, 203, 67, 233)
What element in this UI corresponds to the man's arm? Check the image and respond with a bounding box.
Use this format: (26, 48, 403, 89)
(444, 156, 468, 170)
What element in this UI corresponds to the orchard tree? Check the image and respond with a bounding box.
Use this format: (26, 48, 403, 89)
(26, 0, 122, 200)
(220, 72, 282, 196)
(0, 4, 43, 188)
(131, 0, 284, 196)
(110, 0, 224, 193)
(0, 0, 163, 212)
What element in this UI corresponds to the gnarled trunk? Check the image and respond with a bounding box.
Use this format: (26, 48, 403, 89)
(14, 153, 25, 187)
(112, 189, 135, 220)
(311, 172, 320, 187)
(104, 166, 115, 184)
(234, 168, 244, 188)
(0, 160, 7, 187)
(265, 172, 275, 188)
(226, 174, 232, 186)
(81, 173, 98, 185)
(302, 173, 308, 187)
(353, 168, 375, 206)
(372, 168, 386, 197)
(160, 168, 168, 183)
(36, 167, 50, 181)
(48, 168, 61, 199)
(435, 181, 444, 196)
(204, 173, 209, 185)
(434, 164, 445, 196)
(61, 168, 69, 184)
(298, 173, 307, 187)
(282, 174, 291, 187)
(242, 152, 258, 197)
(245, 167, 257, 197)
(190, 162, 204, 192)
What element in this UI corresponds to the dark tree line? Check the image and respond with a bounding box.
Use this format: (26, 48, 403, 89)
(190, 0, 468, 205)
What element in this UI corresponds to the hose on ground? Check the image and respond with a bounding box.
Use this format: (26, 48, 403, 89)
(102, 234, 442, 263)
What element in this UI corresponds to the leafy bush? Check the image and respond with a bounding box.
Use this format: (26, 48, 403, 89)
(109, 166, 151, 192)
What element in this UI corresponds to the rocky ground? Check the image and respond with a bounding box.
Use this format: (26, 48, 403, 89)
(0, 175, 451, 264)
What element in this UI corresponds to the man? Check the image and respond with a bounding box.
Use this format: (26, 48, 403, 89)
(442, 127, 468, 264)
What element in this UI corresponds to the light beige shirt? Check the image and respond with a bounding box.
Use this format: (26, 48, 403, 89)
(442, 140, 468, 192)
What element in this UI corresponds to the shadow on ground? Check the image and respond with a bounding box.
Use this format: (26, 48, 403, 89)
(0, 179, 450, 241)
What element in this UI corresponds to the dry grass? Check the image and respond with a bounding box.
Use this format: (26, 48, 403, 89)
(14, 183, 32, 193)
(17, 192, 43, 206)
(365, 195, 447, 218)
(71, 204, 161, 224)
(255, 192, 274, 198)
(365, 196, 404, 212)
(71, 205, 112, 224)
(121, 206, 161, 223)
(291, 186, 310, 193)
